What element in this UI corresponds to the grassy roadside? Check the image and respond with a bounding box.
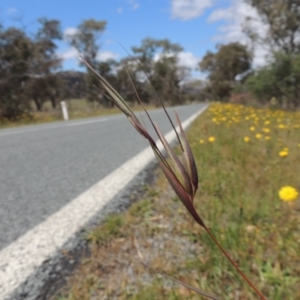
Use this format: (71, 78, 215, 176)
(0, 99, 157, 129)
(54, 103, 300, 300)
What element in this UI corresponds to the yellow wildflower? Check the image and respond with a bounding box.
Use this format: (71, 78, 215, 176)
(262, 128, 270, 133)
(250, 126, 255, 131)
(278, 124, 285, 129)
(265, 136, 271, 140)
(278, 150, 288, 157)
(199, 139, 204, 144)
(208, 136, 215, 143)
(244, 136, 250, 142)
(255, 133, 262, 139)
(264, 120, 270, 125)
(279, 186, 299, 202)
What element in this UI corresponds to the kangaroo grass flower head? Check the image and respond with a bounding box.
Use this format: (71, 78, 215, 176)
(279, 186, 299, 202)
(81, 58, 267, 300)
(79, 57, 204, 226)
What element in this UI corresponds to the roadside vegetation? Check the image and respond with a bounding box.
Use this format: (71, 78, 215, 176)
(2, 1, 300, 297)
(54, 103, 300, 300)
(0, 20, 202, 124)
(3, 1, 300, 127)
(0, 99, 156, 129)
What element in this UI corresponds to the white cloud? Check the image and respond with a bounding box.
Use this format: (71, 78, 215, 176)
(153, 52, 173, 62)
(96, 51, 119, 61)
(208, 0, 270, 68)
(171, 0, 213, 21)
(178, 52, 200, 69)
(128, 0, 139, 10)
(117, 7, 123, 13)
(6, 7, 17, 15)
(64, 27, 78, 37)
(153, 51, 199, 69)
(60, 47, 119, 63)
(208, 8, 231, 22)
(60, 48, 79, 60)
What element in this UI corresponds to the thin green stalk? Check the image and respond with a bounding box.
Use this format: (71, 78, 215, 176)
(202, 224, 266, 300)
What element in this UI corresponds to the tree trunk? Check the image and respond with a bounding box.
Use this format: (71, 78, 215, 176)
(50, 95, 56, 109)
(33, 97, 42, 111)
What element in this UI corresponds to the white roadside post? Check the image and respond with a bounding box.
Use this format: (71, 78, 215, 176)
(60, 101, 69, 121)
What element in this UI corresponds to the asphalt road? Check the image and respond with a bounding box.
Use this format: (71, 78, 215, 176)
(0, 103, 205, 251)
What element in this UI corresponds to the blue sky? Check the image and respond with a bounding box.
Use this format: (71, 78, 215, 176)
(0, 0, 265, 78)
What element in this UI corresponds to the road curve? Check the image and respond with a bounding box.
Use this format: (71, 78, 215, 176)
(0, 103, 206, 250)
(0, 103, 207, 299)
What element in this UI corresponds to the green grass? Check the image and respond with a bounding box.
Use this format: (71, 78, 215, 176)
(53, 103, 300, 300)
(86, 214, 125, 244)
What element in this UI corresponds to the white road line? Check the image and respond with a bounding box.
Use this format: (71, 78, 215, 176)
(0, 105, 208, 299)
(66, 118, 108, 126)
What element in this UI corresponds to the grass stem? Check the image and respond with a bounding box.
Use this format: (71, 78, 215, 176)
(203, 224, 266, 300)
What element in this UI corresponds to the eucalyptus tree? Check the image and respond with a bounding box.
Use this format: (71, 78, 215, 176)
(67, 19, 107, 103)
(245, 0, 300, 55)
(199, 42, 252, 100)
(0, 26, 33, 119)
(27, 18, 62, 111)
(132, 38, 186, 105)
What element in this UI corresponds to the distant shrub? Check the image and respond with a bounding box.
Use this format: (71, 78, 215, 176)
(246, 52, 300, 109)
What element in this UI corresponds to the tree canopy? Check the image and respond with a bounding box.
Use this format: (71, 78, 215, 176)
(132, 38, 187, 104)
(245, 0, 300, 54)
(199, 42, 252, 100)
(246, 52, 300, 108)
